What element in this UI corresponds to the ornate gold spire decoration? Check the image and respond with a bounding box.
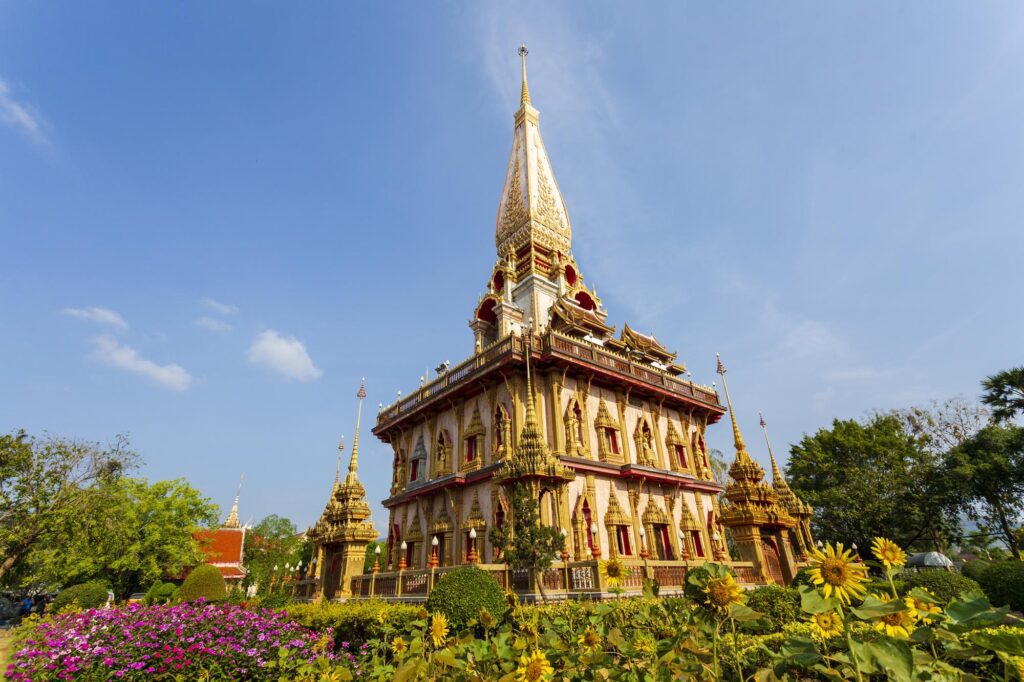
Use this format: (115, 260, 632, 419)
(716, 354, 752, 464)
(223, 474, 243, 529)
(518, 44, 531, 107)
(759, 412, 788, 490)
(333, 436, 345, 489)
(347, 379, 367, 484)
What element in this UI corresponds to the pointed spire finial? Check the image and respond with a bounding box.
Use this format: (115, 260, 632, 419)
(224, 474, 243, 528)
(334, 436, 345, 488)
(759, 411, 788, 487)
(518, 44, 531, 107)
(347, 378, 366, 482)
(716, 353, 750, 461)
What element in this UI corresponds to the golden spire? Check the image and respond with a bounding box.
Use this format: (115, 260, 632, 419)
(346, 379, 367, 484)
(333, 436, 345, 489)
(224, 474, 243, 529)
(759, 412, 788, 487)
(716, 353, 751, 462)
(518, 44, 531, 107)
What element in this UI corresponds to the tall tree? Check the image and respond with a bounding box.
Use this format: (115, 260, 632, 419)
(244, 514, 303, 593)
(0, 431, 136, 583)
(888, 397, 989, 453)
(787, 414, 959, 553)
(27, 477, 217, 596)
(944, 425, 1024, 558)
(982, 367, 1024, 423)
(488, 483, 565, 601)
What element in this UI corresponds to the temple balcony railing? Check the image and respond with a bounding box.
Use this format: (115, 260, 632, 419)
(375, 331, 722, 432)
(330, 559, 760, 603)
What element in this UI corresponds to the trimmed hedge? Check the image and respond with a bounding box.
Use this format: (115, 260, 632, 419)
(901, 570, 980, 604)
(425, 567, 506, 629)
(284, 600, 421, 646)
(143, 581, 177, 605)
(52, 580, 109, 611)
(977, 561, 1024, 612)
(178, 564, 227, 603)
(742, 585, 801, 631)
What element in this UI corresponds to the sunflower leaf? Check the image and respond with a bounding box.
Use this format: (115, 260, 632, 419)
(798, 584, 840, 614)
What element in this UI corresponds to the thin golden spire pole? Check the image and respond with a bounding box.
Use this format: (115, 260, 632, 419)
(518, 44, 531, 107)
(347, 379, 367, 482)
(333, 436, 345, 489)
(715, 353, 749, 459)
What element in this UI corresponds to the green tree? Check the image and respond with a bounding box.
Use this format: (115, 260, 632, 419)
(27, 477, 218, 596)
(488, 483, 565, 601)
(363, 539, 385, 573)
(243, 514, 303, 594)
(944, 425, 1024, 558)
(0, 431, 136, 585)
(787, 414, 959, 553)
(982, 367, 1024, 423)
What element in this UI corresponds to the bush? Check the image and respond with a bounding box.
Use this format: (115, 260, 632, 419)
(743, 585, 800, 631)
(178, 564, 227, 603)
(961, 559, 991, 583)
(51, 580, 109, 611)
(790, 567, 814, 588)
(901, 570, 980, 603)
(424, 566, 506, 629)
(284, 600, 421, 647)
(143, 581, 176, 605)
(977, 561, 1024, 611)
(259, 592, 292, 609)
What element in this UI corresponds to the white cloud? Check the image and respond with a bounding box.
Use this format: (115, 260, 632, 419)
(247, 330, 322, 382)
(778, 319, 845, 361)
(0, 78, 47, 145)
(194, 316, 232, 333)
(62, 307, 129, 329)
(90, 335, 194, 391)
(201, 297, 239, 315)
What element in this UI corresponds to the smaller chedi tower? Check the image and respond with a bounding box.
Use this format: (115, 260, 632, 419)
(307, 380, 379, 600)
(716, 355, 802, 585)
(759, 412, 815, 562)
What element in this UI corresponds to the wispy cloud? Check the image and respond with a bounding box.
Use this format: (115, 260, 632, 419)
(194, 316, 232, 333)
(778, 319, 845, 361)
(90, 335, 194, 391)
(0, 78, 47, 145)
(247, 330, 322, 382)
(62, 306, 129, 329)
(201, 298, 239, 315)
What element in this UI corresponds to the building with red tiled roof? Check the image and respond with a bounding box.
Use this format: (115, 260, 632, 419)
(191, 487, 248, 586)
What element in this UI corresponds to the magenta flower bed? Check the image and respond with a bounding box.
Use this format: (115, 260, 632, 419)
(5, 601, 334, 681)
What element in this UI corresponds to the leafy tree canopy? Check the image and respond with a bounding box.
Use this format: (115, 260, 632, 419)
(488, 483, 565, 601)
(982, 367, 1024, 423)
(244, 514, 305, 594)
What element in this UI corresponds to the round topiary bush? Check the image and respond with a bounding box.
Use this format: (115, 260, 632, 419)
(743, 585, 801, 631)
(960, 560, 991, 583)
(144, 581, 177, 605)
(424, 567, 505, 630)
(178, 564, 227, 603)
(52, 580, 110, 611)
(901, 570, 980, 604)
(977, 561, 1024, 611)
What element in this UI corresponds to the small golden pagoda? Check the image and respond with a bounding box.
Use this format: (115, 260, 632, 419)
(716, 355, 801, 585)
(307, 380, 379, 600)
(759, 412, 815, 561)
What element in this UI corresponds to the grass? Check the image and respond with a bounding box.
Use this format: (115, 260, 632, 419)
(0, 628, 13, 673)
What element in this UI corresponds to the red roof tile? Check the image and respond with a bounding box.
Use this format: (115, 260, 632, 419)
(194, 528, 245, 564)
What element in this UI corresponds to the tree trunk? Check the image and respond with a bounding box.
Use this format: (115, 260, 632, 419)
(533, 567, 548, 603)
(994, 503, 1021, 559)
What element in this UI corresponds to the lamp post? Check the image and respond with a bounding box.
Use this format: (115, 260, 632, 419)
(590, 522, 601, 560)
(429, 536, 439, 592)
(399, 540, 408, 570)
(560, 528, 570, 591)
(468, 528, 479, 564)
(370, 546, 381, 597)
(639, 525, 649, 561)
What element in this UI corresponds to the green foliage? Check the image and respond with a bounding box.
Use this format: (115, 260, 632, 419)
(424, 566, 506, 630)
(787, 414, 960, 552)
(488, 483, 565, 600)
(178, 564, 227, 602)
(363, 540, 384, 574)
(944, 425, 1024, 557)
(143, 581, 177, 605)
(742, 585, 801, 631)
(900, 570, 980, 603)
(51, 580, 110, 611)
(982, 366, 1024, 423)
(790, 566, 814, 588)
(0, 430, 137, 588)
(977, 560, 1024, 611)
(284, 600, 420, 647)
(258, 592, 292, 609)
(243, 514, 304, 596)
(960, 559, 991, 582)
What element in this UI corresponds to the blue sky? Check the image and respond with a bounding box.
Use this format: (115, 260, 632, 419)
(2, 3, 1022, 531)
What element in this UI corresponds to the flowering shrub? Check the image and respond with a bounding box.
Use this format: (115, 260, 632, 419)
(5, 601, 341, 681)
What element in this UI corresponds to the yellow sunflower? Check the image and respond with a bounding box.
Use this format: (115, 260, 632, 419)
(515, 650, 554, 682)
(633, 634, 656, 655)
(809, 610, 843, 640)
(871, 537, 907, 569)
(479, 607, 496, 630)
(871, 593, 917, 639)
(703, 573, 745, 613)
(390, 636, 407, 655)
(429, 612, 450, 648)
(599, 557, 631, 588)
(577, 626, 602, 651)
(908, 589, 942, 621)
(808, 542, 870, 604)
